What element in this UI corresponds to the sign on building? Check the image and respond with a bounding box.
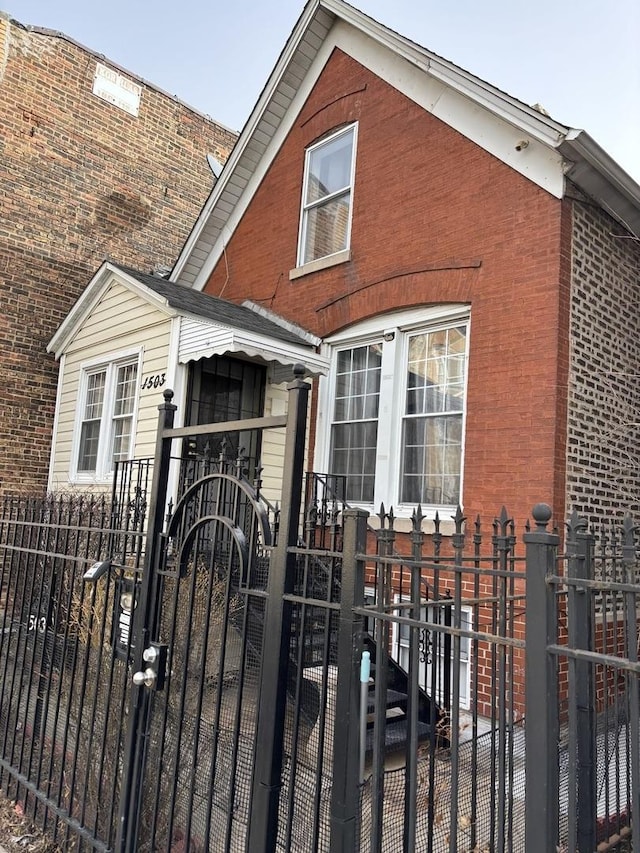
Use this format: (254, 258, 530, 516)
(93, 62, 142, 117)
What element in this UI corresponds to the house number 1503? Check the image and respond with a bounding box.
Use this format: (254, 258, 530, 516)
(141, 373, 166, 390)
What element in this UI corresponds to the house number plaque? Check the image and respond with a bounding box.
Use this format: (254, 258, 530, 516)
(140, 373, 166, 390)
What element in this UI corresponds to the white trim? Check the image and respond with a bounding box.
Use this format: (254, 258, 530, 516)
(289, 248, 351, 280)
(296, 123, 358, 267)
(314, 305, 470, 517)
(69, 346, 143, 484)
(170, 0, 640, 293)
(179, 30, 339, 291)
(165, 316, 186, 506)
(47, 262, 176, 359)
(47, 353, 65, 491)
(178, 317, 329, 376)
(328, 22, 565, 198)
(165, 316, 182, 392)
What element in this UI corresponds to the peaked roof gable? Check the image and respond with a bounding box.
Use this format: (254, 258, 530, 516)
(172, 0, 640, 292)
(47, 261, 318, 360)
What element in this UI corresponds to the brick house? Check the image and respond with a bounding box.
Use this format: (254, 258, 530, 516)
(0, 12, 237, 495)
(47, 0, 640, 536)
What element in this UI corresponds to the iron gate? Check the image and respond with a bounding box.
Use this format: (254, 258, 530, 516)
(117, 370, 314, 852)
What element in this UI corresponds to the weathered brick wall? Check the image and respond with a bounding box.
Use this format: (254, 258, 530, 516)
(203, 49, 568, 527)
(567, 197, 640, 524)
(0, 14, 237, 493)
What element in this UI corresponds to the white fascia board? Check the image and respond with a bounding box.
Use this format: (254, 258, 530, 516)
(560, 129, 640, 237)
(171, 0, 328, 285)
(47, 261, 117, 359)
(322, 0, 569, 144)
(330, 21, 566, 198)
(179, 10, 571, 296)
(187, 33, 338, 293)
(47, 263, 178, 359)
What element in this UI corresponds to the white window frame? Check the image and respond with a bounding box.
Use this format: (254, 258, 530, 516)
(314, 305, 470, 516)
(296, 123, 358, 268)
(392, 597, 472, 710)
(70, 348, 142, 483)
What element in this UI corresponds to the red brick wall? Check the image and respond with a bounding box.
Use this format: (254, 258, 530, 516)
(203, 49, 568, 526)
(0, 15, 237, 493)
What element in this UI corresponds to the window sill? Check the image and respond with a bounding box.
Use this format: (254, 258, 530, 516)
(289, 249, 351, 280)
(366, 511, 457, 536)
(70, 474, 114, 486)
(341, 504, 459, 535)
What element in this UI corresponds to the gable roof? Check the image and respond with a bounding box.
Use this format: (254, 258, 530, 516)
(47, 262, 328, 376)
(171, 0, 640, 292)
(115, 266, 312, 346)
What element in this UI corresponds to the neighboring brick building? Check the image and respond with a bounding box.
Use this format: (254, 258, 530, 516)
(0, 12, 237, 493)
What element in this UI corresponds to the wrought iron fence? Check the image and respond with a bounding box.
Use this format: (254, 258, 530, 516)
(526, 506, 640, 852)
(0, 492, 146, 850)
(0, 486, 638, 852)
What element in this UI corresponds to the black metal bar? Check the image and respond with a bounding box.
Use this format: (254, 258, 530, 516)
(622, 516, 640, 852)
(567, 513, 596, 852)
(448, 509, 466, 853)
(524, 503, 560, 852)
(329, 508, 367, 853)
(403, 507, 424, 853)
(247, 366, 309, 853)
(117, 389, 176, 853)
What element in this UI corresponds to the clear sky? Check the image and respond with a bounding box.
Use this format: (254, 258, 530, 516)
(4, 0, 640, 184)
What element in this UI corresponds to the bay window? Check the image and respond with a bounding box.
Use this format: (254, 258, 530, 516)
(319, 307, 469, 511)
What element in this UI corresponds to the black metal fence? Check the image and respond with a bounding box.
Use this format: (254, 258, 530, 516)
(526, 506, 640, 852)
(0, 492, 146, 850)
(1, 434, 639, 850)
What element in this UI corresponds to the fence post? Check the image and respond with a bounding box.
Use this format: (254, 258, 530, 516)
(248, 366, 309, 853)
(117, 389, 176, 853)
(567, 512, 596, 852)
(524, 503, 560, 852)
(330, 508, 368, 853)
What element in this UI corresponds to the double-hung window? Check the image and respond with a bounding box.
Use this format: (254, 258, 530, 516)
(298, 124, 357, 266)
(75, 354, 140, 479)
(318, 307, 469, 511)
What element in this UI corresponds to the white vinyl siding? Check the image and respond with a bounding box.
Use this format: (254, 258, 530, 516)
(50, 280, 172, 491)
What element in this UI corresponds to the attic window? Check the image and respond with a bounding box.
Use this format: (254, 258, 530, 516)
(297, 124, 357, 267)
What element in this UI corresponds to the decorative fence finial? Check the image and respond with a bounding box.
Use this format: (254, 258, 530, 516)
(531, 503, 552, 531)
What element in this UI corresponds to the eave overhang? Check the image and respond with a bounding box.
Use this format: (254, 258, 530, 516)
(171, 0, 640, 294)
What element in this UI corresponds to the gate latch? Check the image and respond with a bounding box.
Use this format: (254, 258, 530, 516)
(132, 642, 168, 691)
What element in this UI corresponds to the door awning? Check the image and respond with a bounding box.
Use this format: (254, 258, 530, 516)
(178, 317, 329, 378)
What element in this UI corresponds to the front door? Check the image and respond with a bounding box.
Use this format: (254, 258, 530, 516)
(186, 355, 266, 475)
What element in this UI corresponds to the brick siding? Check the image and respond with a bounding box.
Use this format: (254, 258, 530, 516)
(203, 48, 568, 527)
(567, 197, 640, 524)
(0, 15, 237, 494)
